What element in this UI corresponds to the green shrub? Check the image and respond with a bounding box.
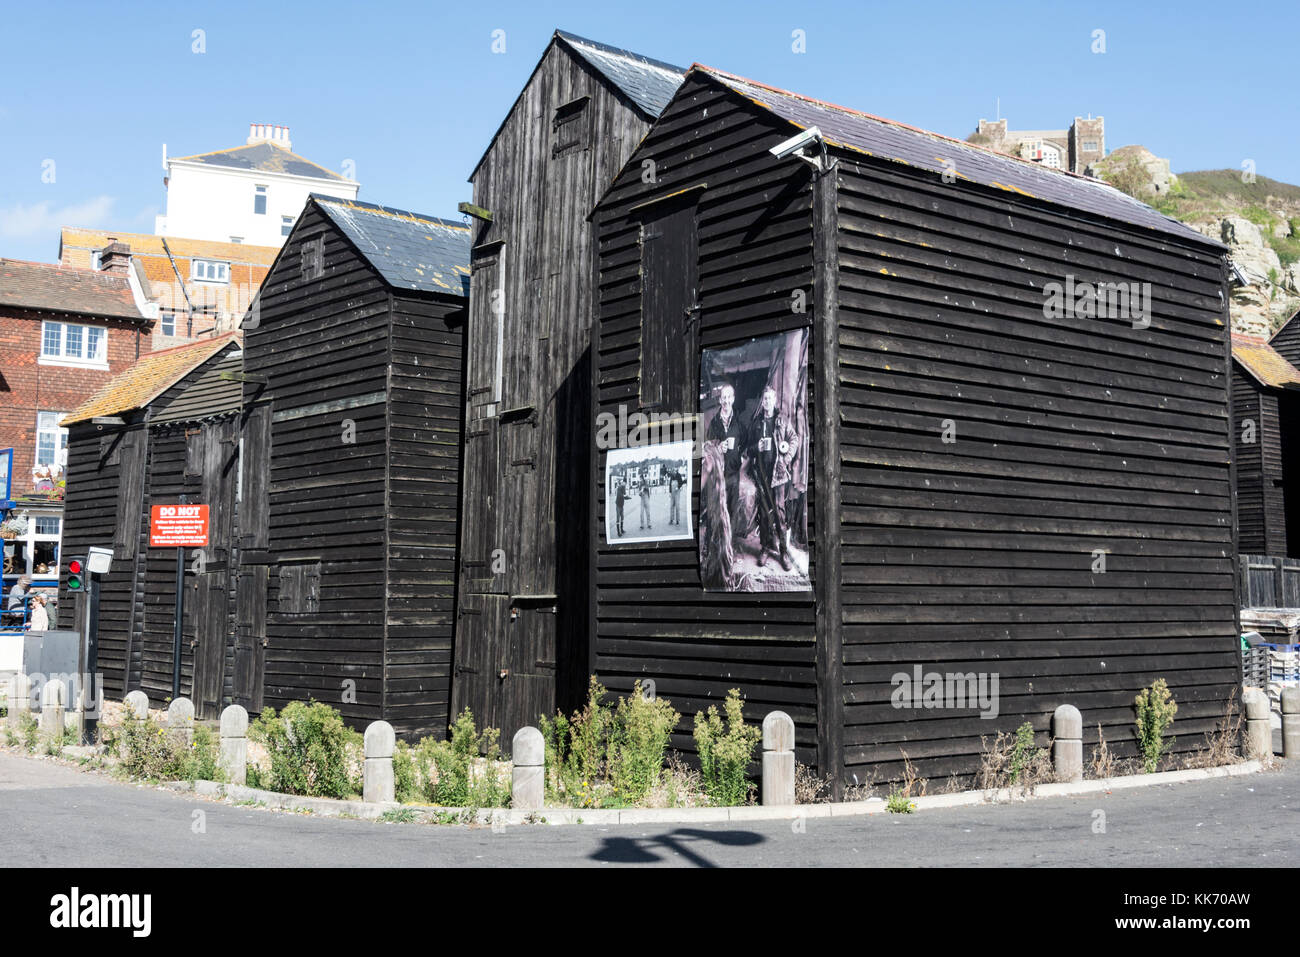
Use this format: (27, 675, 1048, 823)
(609, 683, 680, 804)
(20, 712, 39, 751)
(393, 740, 419, 803)
(693, 689, 761, 806)
(249, 700, 362, 798)
(885, 789, 916, 813)
(404, 709, 510, 808)
(105, 712, 221, 782)
(1135, 678, 1178, 773)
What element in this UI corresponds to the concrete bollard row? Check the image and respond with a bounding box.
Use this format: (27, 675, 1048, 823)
(7, 674, 32, 730)
(363, 720, 395, 803)
(219, 705, 249, 785)
(1052, 704, 1084, 782)
(762, 711, 796, 806)
(512, 726, 544, 810)
(124, 690, 149, 720)
(1243, 688, 1272, 760)
(1281, 687, 1299, 761)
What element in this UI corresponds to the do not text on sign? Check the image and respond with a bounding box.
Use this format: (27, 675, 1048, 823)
(150, 504, 209, 547)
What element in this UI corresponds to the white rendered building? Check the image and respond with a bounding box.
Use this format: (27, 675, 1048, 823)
(155, 125, 359, 247)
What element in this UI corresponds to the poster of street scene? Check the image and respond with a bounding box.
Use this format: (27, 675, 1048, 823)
(699, 329, 810, 592)
(605, 440, 693, 545)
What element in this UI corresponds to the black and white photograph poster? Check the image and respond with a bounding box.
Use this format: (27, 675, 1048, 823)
(699, 329, 810, 592)
(605, 440, 693, 545)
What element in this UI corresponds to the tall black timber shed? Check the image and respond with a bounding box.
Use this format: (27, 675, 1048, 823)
(591, 65, 1240, 786)
(454, 31, 685, 735)
(58, 335, 244, 716)
(240, 196, 469, 737)
(1229, 331, 1300, 558)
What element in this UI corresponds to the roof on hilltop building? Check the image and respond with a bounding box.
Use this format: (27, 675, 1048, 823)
(61, 334, 241, 426)
(691, 65, 1223, 248)
(1232, 332, 1300, 390)
(0, 258, 145, 322)
(469, 29, 686, 181)
(312, 196, 471, 297)
(170, 141, 350, 182)
(555, 29, 687, 117)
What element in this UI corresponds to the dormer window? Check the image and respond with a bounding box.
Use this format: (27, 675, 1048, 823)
(254, 185, 268, 215)
(192, 259, 230, 283)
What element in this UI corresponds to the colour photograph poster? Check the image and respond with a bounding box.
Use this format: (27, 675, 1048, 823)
(698, 329, 810, 592)
(605, 440, 693, 545)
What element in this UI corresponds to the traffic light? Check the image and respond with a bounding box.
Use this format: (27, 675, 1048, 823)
(66, 557, 85, 592)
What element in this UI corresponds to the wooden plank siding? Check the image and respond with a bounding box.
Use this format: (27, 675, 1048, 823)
(592, 76, 821, 764)
(241, 201, 467, 738)
(833, 156, 1240, 781)
(456, 39, 662, 736)
(1232, 366, 1268, 553)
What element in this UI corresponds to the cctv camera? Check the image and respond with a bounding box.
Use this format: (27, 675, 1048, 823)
(769, 126, 824, 160)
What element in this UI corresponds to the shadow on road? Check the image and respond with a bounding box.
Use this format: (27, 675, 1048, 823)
(590, 828, 764, 867)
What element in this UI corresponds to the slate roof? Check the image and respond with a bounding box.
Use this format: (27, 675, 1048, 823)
(555, 30, 686, 117)
(62, 334, 241, 426)
(171, 142, 349, 182)
(0, 258, 145, 321)
(312, 196, 471, 297)
(696, 66, 1223, 248)
(1232, 332, 1300, 390)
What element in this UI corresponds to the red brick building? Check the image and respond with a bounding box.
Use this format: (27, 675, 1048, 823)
(1, 257, 152, 507)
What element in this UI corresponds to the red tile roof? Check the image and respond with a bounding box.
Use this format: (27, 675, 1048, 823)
(0, 258, 145, 321)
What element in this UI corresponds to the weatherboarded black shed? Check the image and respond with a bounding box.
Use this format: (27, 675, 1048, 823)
(1229, 331, 1300, 558)
(240, 195, 469, 738)
(454, 30, 684, 737)
(58, 334, 244, 716)
(591, 65, 1239, 788)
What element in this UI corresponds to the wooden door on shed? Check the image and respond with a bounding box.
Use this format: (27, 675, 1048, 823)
(232, 565, 268, 711)
(499, 602, 556, 744)
(191, 421, 237, 719)
(452, 592, 507, 729)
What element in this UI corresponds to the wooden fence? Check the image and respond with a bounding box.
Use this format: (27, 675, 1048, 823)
(1239, 554, 1300, 608)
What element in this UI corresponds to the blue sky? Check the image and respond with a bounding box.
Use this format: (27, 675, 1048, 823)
(1, 0, 1295, 263)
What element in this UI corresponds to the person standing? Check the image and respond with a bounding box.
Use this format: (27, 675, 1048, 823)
(748, 386, 798, 570)
(614, 480, 627, 536)
(705, 384, 746, 533)
(639, 482, 652, 531)
(668, 468, 683, 526)
(28, 593, 49, 631)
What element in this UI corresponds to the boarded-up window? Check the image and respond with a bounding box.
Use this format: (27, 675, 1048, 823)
(552, 96, 590, 157)
(301, 237, 323, 282)
(469, 246, 504, 409)
(278, 561, 321, 614)
(184, 429, 203, 476)
(639, 199, 700, 411)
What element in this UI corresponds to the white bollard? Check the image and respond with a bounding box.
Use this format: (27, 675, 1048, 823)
(219, 705, 249, 785)
(1243, 688, 1272, 760)
(124, 690, 150, 721)
(1281, 687, 1299, 760)
(7, 674, 32, 730)
(761, 711, 796, 806)
(167, 697, 194, 745)
(1052, 705, 1083, 782)
(39, 680, 65, 741)
(363, 721, 395, 803)
(512, 726, 545, 811)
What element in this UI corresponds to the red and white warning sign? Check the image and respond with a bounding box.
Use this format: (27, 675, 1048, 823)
(150, 504, 209, 547)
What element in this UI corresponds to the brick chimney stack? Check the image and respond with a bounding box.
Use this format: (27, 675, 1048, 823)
(99, 241, 132, 276)
(246, 123, 292, 150)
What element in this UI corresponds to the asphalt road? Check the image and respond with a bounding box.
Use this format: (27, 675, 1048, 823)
(2, 750, 1297, 867)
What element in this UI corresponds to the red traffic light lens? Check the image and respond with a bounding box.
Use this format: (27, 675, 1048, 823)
(68, 559, 82, 574)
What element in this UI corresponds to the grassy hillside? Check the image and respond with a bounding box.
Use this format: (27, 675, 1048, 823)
(1155, 170, 1300, 267)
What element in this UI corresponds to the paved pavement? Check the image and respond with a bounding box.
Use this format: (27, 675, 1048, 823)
(2, 750, 1297, 867)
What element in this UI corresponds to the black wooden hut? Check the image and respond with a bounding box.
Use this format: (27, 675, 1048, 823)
(589, 65, 1239, 788)
(1230, 331, 1300, 558)
(239, 195, 469, 738)
(454, 30, 685, 736)
(58, 334, 244, 716)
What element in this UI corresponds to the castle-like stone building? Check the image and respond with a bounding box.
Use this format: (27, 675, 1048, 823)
(972, 116, 1105, 174)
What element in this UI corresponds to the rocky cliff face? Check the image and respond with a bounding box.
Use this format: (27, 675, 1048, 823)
(1189, 215, 1300, 337)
